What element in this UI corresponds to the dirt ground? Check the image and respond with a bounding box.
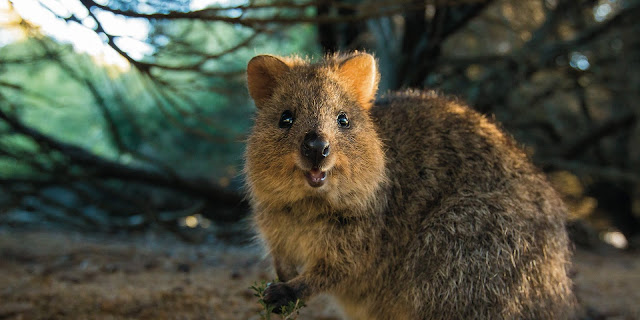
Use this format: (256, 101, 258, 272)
(0, 229, 638, 320)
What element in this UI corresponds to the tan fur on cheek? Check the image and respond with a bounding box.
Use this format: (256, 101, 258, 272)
(247, 151, 309, 207)
(332, 152, 351, 176)
(323, 147, 387, 213)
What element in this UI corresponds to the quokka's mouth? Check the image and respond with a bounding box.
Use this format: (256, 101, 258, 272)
(304, 168, 327, 188)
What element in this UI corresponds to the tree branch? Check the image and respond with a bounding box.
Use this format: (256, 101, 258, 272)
(562, 113, 637, 160)
(0, 107, 245, 210)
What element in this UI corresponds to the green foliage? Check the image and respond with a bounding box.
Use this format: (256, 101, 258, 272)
(0, 2, 325, 229)
(0, 38, 117, 159)
(0, 20, 320, 182)
(0, 134, 45, 177)
(250, 280, 306, 320)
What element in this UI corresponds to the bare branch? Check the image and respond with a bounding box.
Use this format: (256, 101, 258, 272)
(540, 159, 640, 184)
(0, 107, 245, 209)
(562, 113, 637, 160)
(0, 80, 69, 109)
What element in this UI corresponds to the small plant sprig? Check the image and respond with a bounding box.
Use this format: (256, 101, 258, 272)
(250, 279, 306, 320)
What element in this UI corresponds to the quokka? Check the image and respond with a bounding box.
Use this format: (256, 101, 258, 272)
(244, 52, 576, 319)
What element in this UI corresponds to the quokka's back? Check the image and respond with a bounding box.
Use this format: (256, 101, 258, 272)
(244, 52, 576, 320)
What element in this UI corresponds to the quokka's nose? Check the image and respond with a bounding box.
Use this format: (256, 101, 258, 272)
(301, 131, 330, 167)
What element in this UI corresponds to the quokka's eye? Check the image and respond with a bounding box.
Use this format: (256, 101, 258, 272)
(337, 113, 350, 128)
(279, 110, 294, 128)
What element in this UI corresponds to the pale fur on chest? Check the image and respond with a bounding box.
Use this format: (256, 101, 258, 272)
(255, 207, 378, 275)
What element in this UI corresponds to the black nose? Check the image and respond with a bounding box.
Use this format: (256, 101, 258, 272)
(301, 131, 330, 167)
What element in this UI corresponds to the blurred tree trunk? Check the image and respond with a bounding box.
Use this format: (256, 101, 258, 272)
(317, 0, 364, 54)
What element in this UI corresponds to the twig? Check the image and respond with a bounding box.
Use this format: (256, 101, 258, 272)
(0, 107, 245, 208)
(562, 113, 637, 160)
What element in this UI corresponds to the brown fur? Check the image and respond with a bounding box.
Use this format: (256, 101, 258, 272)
(244, 52, 576, 320)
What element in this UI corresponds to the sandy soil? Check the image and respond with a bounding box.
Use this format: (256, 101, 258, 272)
(0, 229, 638, 320)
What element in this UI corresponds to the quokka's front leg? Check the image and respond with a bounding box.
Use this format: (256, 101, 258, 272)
(263, 261, 343, 313)
(274, 255, 298, 282)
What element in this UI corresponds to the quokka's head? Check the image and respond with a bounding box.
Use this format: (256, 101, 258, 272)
(244, 53, 386, 211)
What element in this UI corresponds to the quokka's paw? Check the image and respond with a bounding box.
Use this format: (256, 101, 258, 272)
(263, 282, 297, 314)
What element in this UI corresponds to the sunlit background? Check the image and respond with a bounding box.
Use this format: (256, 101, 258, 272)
(2, 0, 248, 66)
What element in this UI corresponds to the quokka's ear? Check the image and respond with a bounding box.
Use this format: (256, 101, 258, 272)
(337, 53, 380, 110)
(247, 55, 290, 108)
